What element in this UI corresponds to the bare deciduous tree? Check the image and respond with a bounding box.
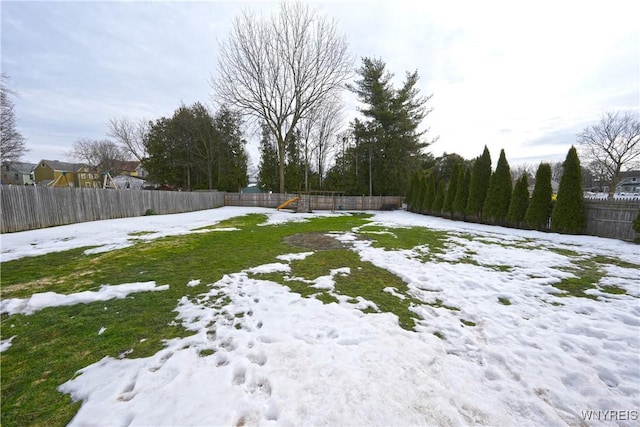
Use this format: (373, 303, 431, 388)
(107, 117, 149, 162)
(311, 98, 343, 188)
(578, 111, 640, 196)
(1, 74, 27, 164)
(213, 2, 352, 192)
(69, 138, 129, 176)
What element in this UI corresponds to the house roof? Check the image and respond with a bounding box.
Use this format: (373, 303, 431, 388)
(618, 170, 640, 179)
(4, 162, 36, 174)
(39, 159, 86, 172)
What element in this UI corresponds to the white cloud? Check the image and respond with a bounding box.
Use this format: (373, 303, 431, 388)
(2, 0, 638, 167)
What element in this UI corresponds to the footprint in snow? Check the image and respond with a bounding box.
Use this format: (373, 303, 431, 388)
(149, 351, 173, 372)
(247, 351, 267, 366)
(232, 365, 246, 385)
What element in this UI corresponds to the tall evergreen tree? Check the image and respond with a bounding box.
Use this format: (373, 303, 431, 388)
(145, 103, 247, 191)
(432, 180, 445, 215)
(466, 146, 492, 221)
(407, 172, 421, 211)
(453, 167, 471, 220)
(257, 123, 279, 192)
(285, 131, 305, 192)
(552, 146, 585, 234)
(415, 175, 427, 214)
(525, 163, 553, 230)
(347, 57, 434, 195)
(424, 173, 436, 213)
(507, 174, 529, 227)
(443, 161, 460, 217)
(483, 149, 512, 225)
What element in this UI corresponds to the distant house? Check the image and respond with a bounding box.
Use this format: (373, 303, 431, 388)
(527, 179, 560, 195)
(615, 170, 640, 194)
(33, 159, 100, 188)
(112, 174, 146, 190)
(116, 160, 148, 179)
(77, 165, 102, 188)
(1, 162, 36, 185)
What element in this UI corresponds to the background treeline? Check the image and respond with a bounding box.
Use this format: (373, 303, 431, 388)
(144, 103, 248, 192)
(257, 57, 436, 195)
(406, 145, 587, 235)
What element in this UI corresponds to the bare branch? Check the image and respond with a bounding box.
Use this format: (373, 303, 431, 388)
(213, 2, 353, 192)
(1, 73, 28, 164)
(577, 110, 640, 195)
(107, 117, 149, 162)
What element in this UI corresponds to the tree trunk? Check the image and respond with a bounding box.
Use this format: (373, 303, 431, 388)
(278, 136, 286, 193)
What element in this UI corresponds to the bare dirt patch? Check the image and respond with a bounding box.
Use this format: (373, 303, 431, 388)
(284, 232, 367, 250)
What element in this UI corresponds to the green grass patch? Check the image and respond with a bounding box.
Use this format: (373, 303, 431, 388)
(600, 285, 627, 295)
(128, 231, 155, 237)
(428, 298, 460, 311)
(498, 297, 512, 305)
(251, 249, 421, 331)
(1, 213, 375, 426)
(359, 224, 449, 257)
(460, 319, 476, 327)
(551, 254, 638, 300)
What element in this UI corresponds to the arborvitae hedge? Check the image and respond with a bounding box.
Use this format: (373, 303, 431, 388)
(432, 180, 445, 215)
(407, 172, 420, 211)
(424, 173, 436, 213)
(552, 146, 585, 234)
(507, 174, 529, 227)
(525, 163, 553, 231)
(453, 167, 471, 220)
(415, 175, 426, 214)
(466, 146, 492, 221)
(483, 149, 512, 225)
(443, 162, 460, 217)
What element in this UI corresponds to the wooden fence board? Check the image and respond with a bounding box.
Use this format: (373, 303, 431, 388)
(1, 187, 224, 233)
(2, 187, 638, 242)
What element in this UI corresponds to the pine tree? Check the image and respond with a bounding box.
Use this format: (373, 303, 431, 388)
(507, 174, 529, 227)
(257, 123, 279, 192)
(483, 149, 512, 225)
(442, 161, 460, 217)
(453, 167, 471, 220)
(407, 172, 420, 212)
(432, 180, 445, 215)
(525, 163, 553, 231)
(348, 57, 433, 195)
(552, 146, 585, 234)
(466, 146, 492, 221)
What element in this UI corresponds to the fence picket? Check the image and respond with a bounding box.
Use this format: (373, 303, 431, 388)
(2, 188, 638, 241)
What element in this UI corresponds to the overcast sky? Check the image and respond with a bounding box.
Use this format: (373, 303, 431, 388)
(2, 0, 638, 170)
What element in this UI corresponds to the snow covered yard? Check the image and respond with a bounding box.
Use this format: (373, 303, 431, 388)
(1, 207, 639, 426)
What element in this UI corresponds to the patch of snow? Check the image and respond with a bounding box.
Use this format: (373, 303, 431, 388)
(2, 208, 638, 425)
(311, 267, 350, 290)
(383, 287, 406, 300)
(0, 336, 16, 352)
(246, 263, 290, 274)
(98, 327, 106, 335)
(186, 279, 201, 287)
(0, 282, 169, 316)
(276, 252, 314, 262)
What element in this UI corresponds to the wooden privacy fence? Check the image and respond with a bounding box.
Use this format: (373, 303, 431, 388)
(583, 200, 639, 242)
(1, 186, 224, 233)
(2, 186, 638, 242)
(224, 192, 403, 211)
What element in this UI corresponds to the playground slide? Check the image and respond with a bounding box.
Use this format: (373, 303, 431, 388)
(277, 196, 300, 210)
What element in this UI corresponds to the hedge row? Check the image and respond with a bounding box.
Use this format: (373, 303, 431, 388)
(406, 146, 586, 234)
